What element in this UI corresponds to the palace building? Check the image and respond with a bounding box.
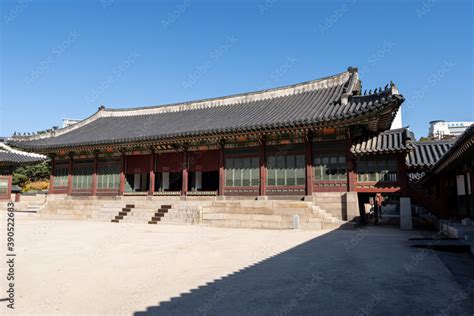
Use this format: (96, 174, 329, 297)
(9, 67, 413, 219)
(0, 140, 46, 200)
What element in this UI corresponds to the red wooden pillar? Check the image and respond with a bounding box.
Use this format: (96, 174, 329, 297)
(149, 153, 155, 195)
(182, 150, 188, 195)
(259, 139, 267, 196)
(305, 138, 314, 196)
(218, 147, 225, 196)
(119, 153, 126, 195)
(49, 155, 55, 194)
(91, 153, 98, 196)
(67, 155, 73, 195)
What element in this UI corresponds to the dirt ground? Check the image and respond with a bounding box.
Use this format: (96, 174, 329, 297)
(1, 215, 472, 315)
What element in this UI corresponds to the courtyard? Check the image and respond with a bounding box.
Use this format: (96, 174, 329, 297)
(0, 216, 472, 315)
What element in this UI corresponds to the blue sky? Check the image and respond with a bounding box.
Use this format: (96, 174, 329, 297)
(1, 0, 472, 139)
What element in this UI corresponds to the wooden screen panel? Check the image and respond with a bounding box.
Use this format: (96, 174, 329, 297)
(155, 152, 183, 173)
(188, 150, 219, 172)
(126, 155, 152, 174)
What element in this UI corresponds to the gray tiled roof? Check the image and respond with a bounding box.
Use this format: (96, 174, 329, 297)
(10, 68, 404, 151)
(431, 124, 474, 173)
(405, 140, 454, 170)
(350, 128, 414, 155)
(0, 143, 47, 164)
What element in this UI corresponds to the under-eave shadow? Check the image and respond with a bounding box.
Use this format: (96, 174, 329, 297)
(134, 225, 471, 316)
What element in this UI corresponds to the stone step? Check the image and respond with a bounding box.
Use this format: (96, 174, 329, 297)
(202, 219, 293, 229)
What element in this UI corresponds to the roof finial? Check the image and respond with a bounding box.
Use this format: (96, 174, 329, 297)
(347, 66, 358, 73)
(390, 81, 399, 95)
(98, 105, 106, 111)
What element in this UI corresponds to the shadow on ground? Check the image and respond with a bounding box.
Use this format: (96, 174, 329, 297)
(134, 226, 473, 316)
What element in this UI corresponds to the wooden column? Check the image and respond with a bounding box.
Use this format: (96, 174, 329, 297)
(305, 138, 314, 196)
(464, 171, 471, 218)
(119, 153, 126, 195)
(49, 155, 55, 194)
(149, 153, 155, 195)
(7, 174, 12, 201)
(470, 170, 474, 218)
(438, 173, 448, 218)
(67, 154, 73, 195)
(218, 147, 225, 196)
(182, 150, 188, 195)
(91, 153, 98, 196)
(397, 154, 409, 197)
(259, 139, 267, 196)
(346, 139, 357, 192)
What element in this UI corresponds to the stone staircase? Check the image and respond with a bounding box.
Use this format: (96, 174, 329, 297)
(23, 196, 351, 230)
(147, 205, 172, 224)
(111, 204, 135, 223)
(201, 200, 348, 230)
(37, 199, 127, 221)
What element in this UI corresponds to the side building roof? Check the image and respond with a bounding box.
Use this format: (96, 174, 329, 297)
(406, 140, 455, 170)
(350, 128, 414, 156)
(0, 142, 47, 165)
(9, 67, 404, 152)
(430, 124, 474, 174)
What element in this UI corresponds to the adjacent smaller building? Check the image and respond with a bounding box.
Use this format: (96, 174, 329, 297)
(0, 141, 47, 200)
(415, 125, 474, 219)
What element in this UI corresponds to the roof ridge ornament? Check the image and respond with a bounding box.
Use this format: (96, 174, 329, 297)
(390, 81, 399, 95)
(340, 66, 359, 105)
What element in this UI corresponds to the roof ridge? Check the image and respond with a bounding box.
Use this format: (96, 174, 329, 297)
(11, 69, 355, 143)
(105, 69, 352, 113)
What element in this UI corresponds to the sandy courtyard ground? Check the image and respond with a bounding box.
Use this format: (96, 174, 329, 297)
(0, 215, 472, 315)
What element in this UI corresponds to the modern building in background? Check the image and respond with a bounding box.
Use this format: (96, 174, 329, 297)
(429, 120, 474, 140)
(62, 118, 82, 128)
